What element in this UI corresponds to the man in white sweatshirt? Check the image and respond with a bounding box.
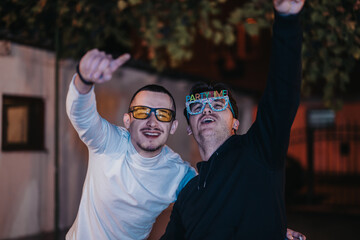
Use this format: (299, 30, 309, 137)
(65, 49, 196, 240)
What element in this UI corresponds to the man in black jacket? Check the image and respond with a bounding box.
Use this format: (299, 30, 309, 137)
(161, 0, 306, 239)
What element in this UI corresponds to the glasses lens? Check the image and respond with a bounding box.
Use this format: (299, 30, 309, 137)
(187, 97, 229, 115)
(189, 102, 204, 114)
(156, 109, 173, 122)
(209, 98, 227, 111)
(132, 106, 150, 119)
(131, 106, 174, 122)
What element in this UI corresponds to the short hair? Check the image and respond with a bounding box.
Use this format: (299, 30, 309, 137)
(129, 84, 176, 119)
(183, 82, 238, 124)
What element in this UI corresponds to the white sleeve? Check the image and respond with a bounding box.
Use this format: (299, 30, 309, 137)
(66, 74, 126, 154)
(175, 165, 197, 197)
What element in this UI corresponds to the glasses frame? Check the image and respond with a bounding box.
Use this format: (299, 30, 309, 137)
(185, 96, 235, 117)
(128, 105, 176, 122)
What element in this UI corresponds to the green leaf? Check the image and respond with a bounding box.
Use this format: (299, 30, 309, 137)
(328, 17, 337, 28)
(310, 11, 324, 23)
(223, 24, 235, 45)
(212, 19, 222, 29)
(213, 31, 223, 44)
(331, 46, 345, 55)
(228, 8, 244, 24)
(244, 23, 259, 36)
(129, 0, 142, 6)
(352, 47, 360, 60)
(203, 28, 213, 39)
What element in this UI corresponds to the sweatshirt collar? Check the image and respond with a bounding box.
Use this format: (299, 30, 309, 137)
(128, 137, 165, 169)
(196, 135, 237, 171)
(196, 135, 238, 189)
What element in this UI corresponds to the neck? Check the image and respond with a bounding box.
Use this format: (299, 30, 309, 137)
(198, 136, 229, 161)
(131, 138, 163, 158)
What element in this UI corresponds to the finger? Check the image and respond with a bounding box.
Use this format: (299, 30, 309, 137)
(78, 49, 99, 80)
(298, 234, 306, 240)
(102, 73, 112, 81)
(274, 0, 304, 14)
(81, 49, 99, 64)
(109, 53, 131, 72)
(102, 68, 114, 82)
(286, 228, 294, 240)
(88, 51, 107, 79)
(93, 56, 111, 80)
(80, 49, 99, 72)
(81, 50, 104, 80)
(292, 231, 306, 240)
(292, 231, 301, 237)
(101, 54, 115, 81)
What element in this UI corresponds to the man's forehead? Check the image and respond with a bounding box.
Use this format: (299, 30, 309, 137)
(186, 90, 228, 102)
(131, 90, 173, 108)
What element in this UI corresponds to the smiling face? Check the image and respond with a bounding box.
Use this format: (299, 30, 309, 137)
(123, 90, 178, 158)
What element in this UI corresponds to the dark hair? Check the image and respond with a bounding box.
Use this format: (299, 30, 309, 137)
(129, 84, 176, 119)
(183, 82, 238, 124)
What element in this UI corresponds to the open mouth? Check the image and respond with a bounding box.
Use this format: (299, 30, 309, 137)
(141, 128, 162, 138)
(144, 132, 160, 136)
(201, 117, 215, 124)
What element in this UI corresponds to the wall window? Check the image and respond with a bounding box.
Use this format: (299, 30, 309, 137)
(2, 95, 45, 151)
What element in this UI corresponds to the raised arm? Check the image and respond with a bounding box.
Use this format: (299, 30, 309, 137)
(252, 0, 304, 168)
(66, 49, 130, 152)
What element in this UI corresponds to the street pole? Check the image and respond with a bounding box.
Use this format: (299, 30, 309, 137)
(54, 0, 60, 237)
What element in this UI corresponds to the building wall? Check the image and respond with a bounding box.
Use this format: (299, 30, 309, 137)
(287, 102, 360, 174)
(0, 43, 55, 238)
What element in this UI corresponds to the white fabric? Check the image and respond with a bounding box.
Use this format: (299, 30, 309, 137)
(65, 76, 196, 240)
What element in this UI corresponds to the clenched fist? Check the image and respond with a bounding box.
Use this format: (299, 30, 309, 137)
(273, 0, 305, 15)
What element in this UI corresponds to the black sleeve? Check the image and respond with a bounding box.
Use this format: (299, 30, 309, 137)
(251, 11, 303, 169)
(160, 201, 185, 240)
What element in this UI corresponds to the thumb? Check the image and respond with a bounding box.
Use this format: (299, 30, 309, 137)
(109, 53, 131, 72)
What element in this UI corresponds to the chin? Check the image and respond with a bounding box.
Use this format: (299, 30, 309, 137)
(140, 143, 163, 153)
(199, 129, 216, 137)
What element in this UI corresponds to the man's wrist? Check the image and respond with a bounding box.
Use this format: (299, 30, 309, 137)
(76, 64, 94, 85)
(274, 9, 301, 28)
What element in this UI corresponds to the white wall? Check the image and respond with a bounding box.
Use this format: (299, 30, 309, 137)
(0, 43, 55, 239)
(0, 42, 255, 239)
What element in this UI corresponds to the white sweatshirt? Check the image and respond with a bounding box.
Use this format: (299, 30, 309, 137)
(65, 76, 196, 240)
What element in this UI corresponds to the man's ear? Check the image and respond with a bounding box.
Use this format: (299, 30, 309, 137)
(123, 113, 131, 129)
(232, 119, 239, 132)
(186, 126, 193, 135)
(170, 120, 179, 135)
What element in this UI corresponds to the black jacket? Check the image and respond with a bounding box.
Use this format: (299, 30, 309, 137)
(161, 12, 303, 240)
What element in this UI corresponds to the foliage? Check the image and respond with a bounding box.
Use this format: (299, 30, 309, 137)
(302, 0, 360, 109)
(228, 0, 360, 109)
(1, 0, 359, 108)
(0, 0, 236, 70)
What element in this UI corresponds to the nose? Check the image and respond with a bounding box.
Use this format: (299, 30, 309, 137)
(202, 103, 212, 115)
(146, 112, 158, 127)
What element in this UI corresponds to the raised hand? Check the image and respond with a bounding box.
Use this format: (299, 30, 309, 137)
(273, 0, 305, 15)
(75, 49, 130, 93)
(79, 49, 130, 84)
